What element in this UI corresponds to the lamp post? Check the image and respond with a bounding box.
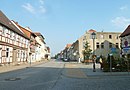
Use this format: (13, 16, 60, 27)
(91, 32, 96, 72)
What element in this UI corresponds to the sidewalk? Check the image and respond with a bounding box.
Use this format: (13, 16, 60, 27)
(0, 60, 49, 73)
(64, 63, 87, 78)
(80, 63, 130, 76)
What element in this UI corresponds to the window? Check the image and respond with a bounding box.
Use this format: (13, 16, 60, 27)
(116, 35, 118, 39)
(2, 27, 6, 35)
(0, 25, 2, 30)
(5, 28, 8, 37)
(17, 50, 20, 58)
(20, 37, 22, 42)
(10, 31, 13, 38)
(116, 43, 119, 48)
(0, 25, 2, 34)
(12, 32, 15, 40)
(109, 43, 112, 48)
(16, 34, 18, 41)
(6, 48, 9, 57)
(96, 42, 100, 49)
(23, 52, 25, 59)
(109, 35, 112, 39)
(101, 43, 104, 49)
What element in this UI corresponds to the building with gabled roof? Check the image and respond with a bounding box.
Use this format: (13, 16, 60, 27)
(120, 25, 130, 56)
(12, 20, 39, 62)
(0, 10, 30, 65)
(120, 25, 130, 37)
(78, 30, 121, 60)
(34, 32, 50, 60)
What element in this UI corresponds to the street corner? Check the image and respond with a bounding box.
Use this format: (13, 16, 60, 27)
(63, 63, 87, 79)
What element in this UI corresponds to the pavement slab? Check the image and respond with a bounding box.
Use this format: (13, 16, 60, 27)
(63, 63, 87, 78)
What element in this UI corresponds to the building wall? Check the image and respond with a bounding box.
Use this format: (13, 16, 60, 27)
(78, 35, 85, 60)
(78, 31, 121, 59)
(35, 36, 47, 60)
(0, 23, 29, 64)
(67, 40, 79, 61)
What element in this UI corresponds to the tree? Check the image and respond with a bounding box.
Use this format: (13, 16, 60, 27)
(82, 41, 92, 60)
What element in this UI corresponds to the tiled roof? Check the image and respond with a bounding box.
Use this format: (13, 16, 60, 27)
(34, 32, 45, 39)
(120, 25, 130, 37)
(0, 10, 29, 39)
(34, 32, 41, 36)
(34, 32, 46, 44)
(12, 21, 37, 39)
(66, 44, 72, 48)
(88, 29, 96, 33)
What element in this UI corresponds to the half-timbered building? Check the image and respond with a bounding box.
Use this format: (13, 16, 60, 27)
(0, 11, 30, 65)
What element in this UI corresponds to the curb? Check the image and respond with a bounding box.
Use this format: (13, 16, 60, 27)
(0, 60, 50, 73)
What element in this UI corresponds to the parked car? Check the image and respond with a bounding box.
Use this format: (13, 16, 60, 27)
(63, 58, 68, 62)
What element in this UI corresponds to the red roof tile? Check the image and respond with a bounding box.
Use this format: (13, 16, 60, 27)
(66, 44, 72, 48)
(88, 29, 96, 33)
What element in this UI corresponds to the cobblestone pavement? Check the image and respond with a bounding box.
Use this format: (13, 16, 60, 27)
(63, 63, 87, 78)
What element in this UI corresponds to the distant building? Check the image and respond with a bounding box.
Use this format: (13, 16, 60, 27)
(68, 41, 79, 61)
(34, 32, 51, 60)
(78, 29, 122, 59)
(62, 44, 72, 59)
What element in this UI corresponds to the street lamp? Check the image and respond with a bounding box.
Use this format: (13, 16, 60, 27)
(91, 32, 96, 55)
(91, 32, 96, 72)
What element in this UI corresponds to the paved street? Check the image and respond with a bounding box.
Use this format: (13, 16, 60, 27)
(0, 59, 130, 90)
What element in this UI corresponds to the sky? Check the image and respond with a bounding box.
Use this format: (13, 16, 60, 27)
(0, 0, 130, 55)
